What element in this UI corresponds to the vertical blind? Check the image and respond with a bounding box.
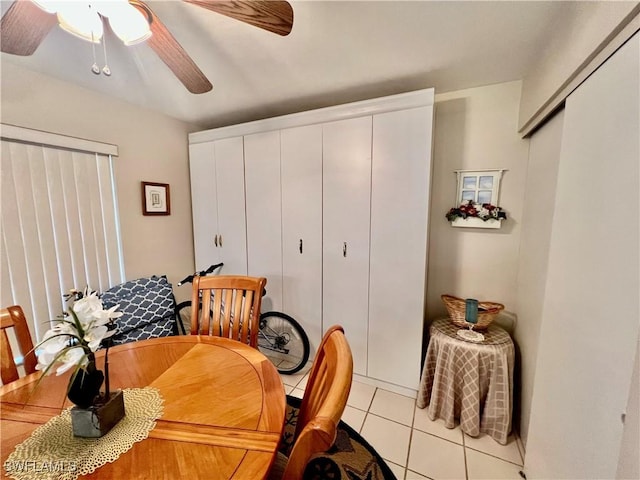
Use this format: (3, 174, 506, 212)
(1, 131, 124, 344)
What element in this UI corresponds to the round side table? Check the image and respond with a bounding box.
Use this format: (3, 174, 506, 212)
(416, 318, 514, 445)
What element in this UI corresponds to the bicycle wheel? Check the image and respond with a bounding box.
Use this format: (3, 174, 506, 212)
(175, 301, 193, 335)
(258, 312, 310, 374)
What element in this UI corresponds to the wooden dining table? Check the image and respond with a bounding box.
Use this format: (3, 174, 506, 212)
(0, 336, 286, 479)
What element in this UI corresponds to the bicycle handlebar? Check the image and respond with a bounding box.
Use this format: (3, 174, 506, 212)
(177, 262, 224, 286)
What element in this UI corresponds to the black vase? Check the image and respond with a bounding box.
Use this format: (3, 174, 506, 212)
(67, 362, 104, 409)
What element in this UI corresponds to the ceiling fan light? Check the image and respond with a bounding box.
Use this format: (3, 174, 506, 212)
(57, 3, 103, 43)
(106, 4, 152, 46)
(31, 0, 60, 14)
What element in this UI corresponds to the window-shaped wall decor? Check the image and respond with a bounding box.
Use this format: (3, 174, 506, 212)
(447, 169, 506, 228)
(456, 169, 503, 206)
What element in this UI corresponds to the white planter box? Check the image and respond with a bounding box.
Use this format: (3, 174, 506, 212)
(450, 217, 502, 229)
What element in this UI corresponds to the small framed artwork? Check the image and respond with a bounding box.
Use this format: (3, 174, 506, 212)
(141, 182, 170, 216)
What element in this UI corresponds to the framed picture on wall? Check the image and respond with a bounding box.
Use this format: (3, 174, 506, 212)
(142, 182, 171, 216)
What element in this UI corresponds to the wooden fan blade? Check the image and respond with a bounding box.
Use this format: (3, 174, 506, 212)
(131, 1, 213, 94)
(183, 0, 293, 36)
(1, 0, 57, 56)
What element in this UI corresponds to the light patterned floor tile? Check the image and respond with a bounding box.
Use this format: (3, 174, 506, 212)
(405, 470, 433, 479)
(279, 365, 311, 388)
(296, 372, 310, 391)
(341, 406, 367, 432)
(464, 433, 523, 465)
(361, 413, 411, 467)
(347, 381, 377, 411)
(386, 460, 406, 479)
(408, 430, 466, 479)
(466, 449, 524, 479)
(413, 407, 463, 445)
(283, 383, 296, 395)
(369, 388, 416, 426)
(290, 387, 305, 399)
(299, 384, 528, 480)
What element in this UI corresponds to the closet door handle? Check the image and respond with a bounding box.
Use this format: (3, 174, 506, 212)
(299, 239, 303, 254)
(343, 242, 347, 257)
(219, 234, 223, 247)
(214, 235, 218, 247)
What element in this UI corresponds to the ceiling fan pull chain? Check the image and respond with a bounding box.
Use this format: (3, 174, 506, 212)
(90, 31, 100, 75)
(101, 31, 111, 76)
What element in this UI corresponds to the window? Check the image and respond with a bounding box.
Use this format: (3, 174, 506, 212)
(1, 125, 124, 344)
(455, 169, 504, 206)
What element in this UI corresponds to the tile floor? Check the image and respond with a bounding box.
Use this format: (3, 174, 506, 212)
(280, 369, 525, 480)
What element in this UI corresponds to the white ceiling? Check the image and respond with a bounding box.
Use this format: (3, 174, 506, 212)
(1, 1, 577, 129)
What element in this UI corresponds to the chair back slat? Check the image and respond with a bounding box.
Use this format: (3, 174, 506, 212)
(199, 287, 212, 335)
(222, 289, 233, 337)
(0, 305, 37, 385)
(241, 290, 254, 345)
(231, 290, 242, 340)
(190, 275, 266, 348)
(281, 325, 353, 480)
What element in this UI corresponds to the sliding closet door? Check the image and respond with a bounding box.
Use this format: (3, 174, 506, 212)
(368, 106, 433, 389)
(513, 108, 564, 447)
(213, 137, 248, 275)
(525, 34, 639, 479)
(323, 116, 372, 375)
(281, 124, 323, 351)
(189, 142, 220, 270)
(244, 131, 283, 311)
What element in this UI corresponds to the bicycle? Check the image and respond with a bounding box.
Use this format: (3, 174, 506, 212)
(174, 263, 310, 374)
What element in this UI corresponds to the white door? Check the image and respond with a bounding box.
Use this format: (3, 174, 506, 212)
(525, 33, 639, 480)
(281, 124, 323, 352)
(244, 130, 283, 311)
(189, 142, 220, 271)
(323, 116, 372, 375)
(213, 137, 248, 275)
(368, 106, 433, 389)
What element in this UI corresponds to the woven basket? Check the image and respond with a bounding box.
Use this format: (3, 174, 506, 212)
(441, 294, 504, 330)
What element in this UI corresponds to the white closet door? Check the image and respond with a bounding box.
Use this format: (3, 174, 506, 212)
(525, 33, 639, 480)
(244, 130, 283, 311)
(368, 106, 433, 389)
(281, 124, 323, 352)
(213, 137, 248, 275)
(323, 116, 372, 375)
(189, 142, 220, 270)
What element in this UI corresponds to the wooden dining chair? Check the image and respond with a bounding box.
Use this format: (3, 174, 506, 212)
(190, 275, 267, 348)
(1, 305, 37, 384)
(270, 325, 354, 480)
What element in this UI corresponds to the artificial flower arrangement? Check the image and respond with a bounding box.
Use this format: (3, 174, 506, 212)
(445, 200, 507, 222)
(35, 288, 122, 409)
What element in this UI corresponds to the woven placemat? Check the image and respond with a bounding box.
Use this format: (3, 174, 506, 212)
(4, 388, 164, 480)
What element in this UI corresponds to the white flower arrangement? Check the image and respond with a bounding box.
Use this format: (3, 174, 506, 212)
(36, 288, 122, 377)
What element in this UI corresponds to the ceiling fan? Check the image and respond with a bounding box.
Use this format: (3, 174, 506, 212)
(0, 0, 294, 94)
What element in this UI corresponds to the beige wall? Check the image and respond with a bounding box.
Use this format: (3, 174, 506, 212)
(1, 62, 199, 303)
(427, 81, 529, 322)
(518, 1, 638, 131)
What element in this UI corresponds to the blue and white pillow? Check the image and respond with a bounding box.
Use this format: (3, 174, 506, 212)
(101, 276, 177, 345)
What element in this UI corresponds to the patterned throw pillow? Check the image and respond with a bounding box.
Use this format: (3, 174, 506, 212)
(101, 276, 177, 345)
